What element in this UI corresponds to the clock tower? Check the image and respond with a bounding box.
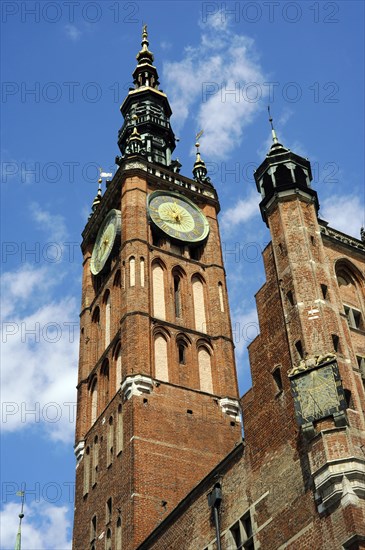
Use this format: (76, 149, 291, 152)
(72, 28, 241, 550)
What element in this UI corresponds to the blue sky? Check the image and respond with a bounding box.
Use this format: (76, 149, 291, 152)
(1, 1, 364, 547)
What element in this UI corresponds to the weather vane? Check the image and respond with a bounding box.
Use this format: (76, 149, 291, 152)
(267, 106, 278, 144)
(14, 487, 25, 550)
(195, 129, 204, 151)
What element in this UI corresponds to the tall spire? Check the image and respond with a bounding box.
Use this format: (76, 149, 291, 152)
(117, 26, 176, 167)
(132, 24, 159, 90)
(14, 489, 25, 550)
(136, 24, 154, 66)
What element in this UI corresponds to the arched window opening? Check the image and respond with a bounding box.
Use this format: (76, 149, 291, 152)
(218, 282, 224, 312)
(104, 291, 111, 349)
(344, 388, 354, 409)
(286, 290, 295, 306)
(129, 256, 135, 287)
(192, 275, 206, 333)
(122, 261, 126, 289)
(113, 269, 121, 287)
(198, 346, 213, 394)
(91, 379, 98, 425)
(295, 340, 304, 359)
(272, 367, 283, 392)
(92, 306, 100, 324)
(274, 163, 292, 186)
(321, 284, 328, 299)
(152, 262, 166, 320)
(294, 165, 307, 186)
(178, 342, 186, 365)
(154, 333, 169, 381)
(140, 257, 145, 287)
(174, 275, 181, 317)
(336, 264, 364, 331)
(332, 334, 340, 353)
(105, 528, 112, 550)
(262, 172, 274, 197)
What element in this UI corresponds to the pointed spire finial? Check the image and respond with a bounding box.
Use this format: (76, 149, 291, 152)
(193, 130, 210, 183)
(136, 23, 154, 66)
(268, 106, 279, 144)
(14, 487, 25, 550)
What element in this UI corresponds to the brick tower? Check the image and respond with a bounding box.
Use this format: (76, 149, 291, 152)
(130, 118, 365, 550)
(72, 27, 241, 550)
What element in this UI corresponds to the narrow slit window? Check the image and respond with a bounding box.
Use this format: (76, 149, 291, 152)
(272, 367, 283, 392)
(321, 284, 328, 299)
(286, 290, 295, 306)
(178, 343, 186, 364)
(332, 334, 340, 352)
(174, 276, 181, 317)
(295, 340, 304, 359)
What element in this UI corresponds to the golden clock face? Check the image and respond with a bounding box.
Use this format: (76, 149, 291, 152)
(148, 191, 209, 243)
(290, 362, 345, 425)
(90, 209, 121, 275)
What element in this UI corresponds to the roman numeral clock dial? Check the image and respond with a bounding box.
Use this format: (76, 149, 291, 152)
(147, 191, 210, 243)
(90, 209, 121, 275)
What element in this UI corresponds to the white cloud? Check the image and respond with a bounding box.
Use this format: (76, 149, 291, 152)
(1, 264, 78, 443)
(220, 191, 260, 231)
(0, 501, 72, 549)
(65, 24, 81, 41)
(30, 203, 68, 243)
(0, 265, 56, 318)
(320, 194, 364, 239)
(163, 23, 266, 160)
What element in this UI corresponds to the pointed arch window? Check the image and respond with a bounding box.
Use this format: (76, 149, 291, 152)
(140, 257, 145, 287)
(105, 528, 112, 550)
(178, 342, 186, 364)
(115, 345, 122, 392)
(218, 282, 224, 312)
(129, 256, 136, 287)
(91, 378, 98, 425)
(154, 333, 169, 381)
(174, 275, 181, 317)
(104, 291, 111, 348)
(192, 275, 206, 333)
(198, 346, 213, 393)
(152, 262, 166, 320)
(113, 269, 121, 288)
(336, 262, 364, 332)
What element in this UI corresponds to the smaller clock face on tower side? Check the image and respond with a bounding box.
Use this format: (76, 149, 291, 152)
(90, 209, 121, 275)
(290, 362, 346, 425)
(147, 191, 210, 244)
